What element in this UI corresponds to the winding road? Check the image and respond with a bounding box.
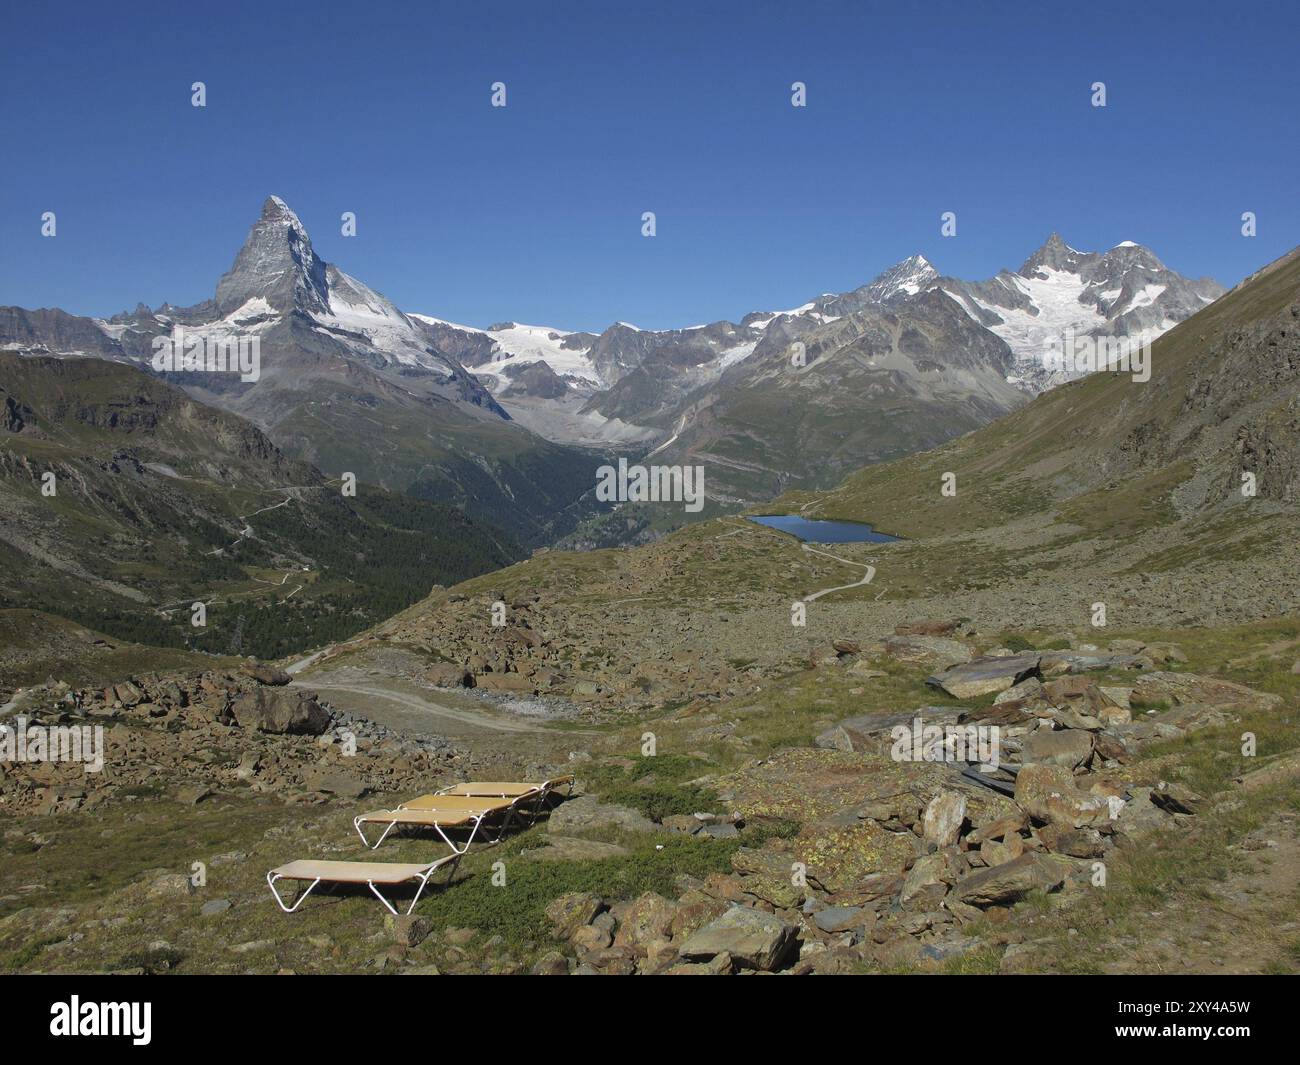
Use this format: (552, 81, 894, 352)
(799, 543, 877, 602)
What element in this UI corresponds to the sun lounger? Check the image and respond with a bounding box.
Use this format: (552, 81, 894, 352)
(266, 854, 459, 915)
(353, 796, 518, 852)
(435, 775, 575, 801)
(437, 775, 575, 820)
(398, 794, 525, 812)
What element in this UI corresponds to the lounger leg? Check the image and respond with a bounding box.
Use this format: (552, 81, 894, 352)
(268, 873, 321, 913)
(354, 817, 398, 850)
(464, 813, 488, 848)
(496, 806, 518, 841)
(400, 855, 460, 916)
(404, 872, 433, 916)
(480, 810, 514, 846)
(435, 822, 468, 855)
(367, 881, 399, 916)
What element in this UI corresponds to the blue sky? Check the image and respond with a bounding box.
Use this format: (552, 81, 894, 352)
(2, 0, 1296, 331)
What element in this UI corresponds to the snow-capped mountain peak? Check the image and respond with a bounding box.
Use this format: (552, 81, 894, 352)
(937, 236, 1224, 388)
(860, 253, 939, 301)
(1019, 232, 1085, 277)
(215, 195, 331, 317)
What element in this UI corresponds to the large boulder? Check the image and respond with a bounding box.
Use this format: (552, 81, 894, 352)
(425, 663, 471, 687)
(545, 892, 604, 940)
(883, 636, 973, 669)
(926, 654, 1041, 699)
(545, 796, 665, 836)
(1022, 728, 1094, 769)
(798, 821, 915, 893)
(613, 893, 678, 951)
(730, 847, 805, 908)
(993, 677, 1045, 705)
(679, 906, 797, 971)
(231, 688, 330, 735)
(1039, 651, 1151, 675)
(239, 661, 291, 686)
(1132, 671, 1282, 712)
(955, 853, 1072, 906)
(474, 672, 537, 693)
(1014, 763, 1115, 828)
(814, 715, 880, 753)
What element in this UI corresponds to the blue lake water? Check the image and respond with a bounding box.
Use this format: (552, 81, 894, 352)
(746, 515, 899, 543)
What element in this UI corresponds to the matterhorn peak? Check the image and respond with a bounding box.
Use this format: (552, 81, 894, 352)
(215, 196, 330, 316)
(260, 195, 309, 235)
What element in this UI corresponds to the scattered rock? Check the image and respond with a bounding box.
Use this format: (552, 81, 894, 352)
(922, 789, 967, 848)
(679, 906, 797, 972)
(231, 688, 330, 735)
(927, 654, 1041, 699)
(956, 853, 1072, 906)
(531, 951, 570, 975)
(524, 836, 630, 862)
(239, 661, 292, 686)
(1022, 728, 1094, 770)
(546, 796, 665, 836)
(386, 914, 432, 947)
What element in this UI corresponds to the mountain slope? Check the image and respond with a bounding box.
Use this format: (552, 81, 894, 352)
(638, 285, 1027, 501)
(805, 246, 1300, 538)
(0, 353, 519, 659)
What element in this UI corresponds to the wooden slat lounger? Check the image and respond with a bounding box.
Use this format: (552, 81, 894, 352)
(353, 796, 518, 852)
(266, 854, 459, 915)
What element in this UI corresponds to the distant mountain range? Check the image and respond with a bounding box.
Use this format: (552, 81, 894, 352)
(382, 226, 1226, 504)
(0, 197, 1223, 522)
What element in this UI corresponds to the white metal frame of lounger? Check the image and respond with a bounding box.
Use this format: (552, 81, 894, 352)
(352, 804, 516, 853)
(266, 855, 459, 916)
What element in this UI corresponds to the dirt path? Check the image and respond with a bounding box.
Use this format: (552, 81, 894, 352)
(800, 543, 878, 602)
(284, 648, 330, 674)
(716, 517, 882, 602)
(293, 679, 555, 736)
